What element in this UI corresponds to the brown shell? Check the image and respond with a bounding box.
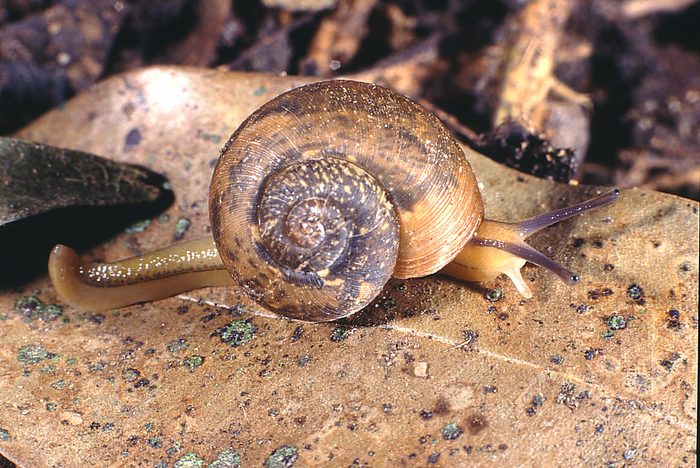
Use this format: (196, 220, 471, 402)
(210, 80, 483, 321)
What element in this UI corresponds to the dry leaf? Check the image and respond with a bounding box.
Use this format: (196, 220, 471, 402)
(0, 67, 696, 467)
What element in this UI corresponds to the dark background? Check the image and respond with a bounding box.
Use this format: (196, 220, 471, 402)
(1, 0, 698, 199)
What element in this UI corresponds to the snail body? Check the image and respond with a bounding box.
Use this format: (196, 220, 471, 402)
(49, 80, 618, 321)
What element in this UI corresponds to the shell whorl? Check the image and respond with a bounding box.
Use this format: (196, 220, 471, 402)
(210, 80, 482, 320)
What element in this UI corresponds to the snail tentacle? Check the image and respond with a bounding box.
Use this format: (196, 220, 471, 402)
(441, 190, 619, 298)
(515, 189, 619, 237)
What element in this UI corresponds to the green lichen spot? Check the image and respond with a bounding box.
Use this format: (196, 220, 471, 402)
(46, 402, 56, 411)
(442, 422, 463, 440)
(297, 354, 312, 367)
(484, 288, 504, 302)
(159, 213, 170, 223)
(380, 298, 397, 310)
(218, 320, 255, 347)
(208, 449, 241, 468)
(228, 302, 247, 317)
(197, 130, 221, 144)
(0, 428, 10, 441)
(51, 379, 66, 390)
(122, 368, 140, 383)
(168, 338, 190, 353)
(606, 314, 627, 330)
(627, 284, 643, 301)
(87, 362, 106, 372)
(17, 344, 51, 363)
(601, 329, 615, 340)
(330, 326, 352, 342)
(125, 219, 151, 234)
(147, 436, 162, 448)
(174, 452, 204, 468)
(14, 295, 62, 321)
(167, 441, 182, 455)
(264, 445, 298, 468)
(182, 355, 204, 371)
(174, 217, 191, 241)
(532, 394, 545, 407)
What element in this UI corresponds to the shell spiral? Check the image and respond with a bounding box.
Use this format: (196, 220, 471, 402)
(210, 80, 483, 321)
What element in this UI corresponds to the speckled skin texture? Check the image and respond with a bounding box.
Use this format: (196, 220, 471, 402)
(210, 80, 483, 321)
(48, 238, 235, 312)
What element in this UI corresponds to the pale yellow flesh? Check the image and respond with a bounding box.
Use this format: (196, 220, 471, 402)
(48, 229, 534, 312)
(439, 220, 532, 298)
(49, 189, 616, 311)
(48, 236, 235, 311)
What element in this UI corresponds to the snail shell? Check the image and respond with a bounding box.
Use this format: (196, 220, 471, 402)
(210, 80, 482, 321)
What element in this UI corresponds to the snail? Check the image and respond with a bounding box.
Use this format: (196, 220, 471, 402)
(48, 80, 619, 322)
